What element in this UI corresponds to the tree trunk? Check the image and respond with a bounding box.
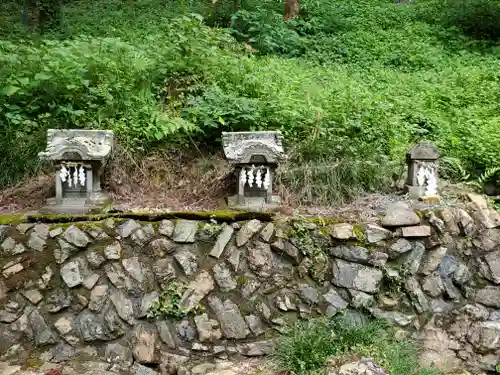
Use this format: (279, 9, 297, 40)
(284, 0, 300, 20)
(26, 0, 38, 27)
(37, 0, 61, 30)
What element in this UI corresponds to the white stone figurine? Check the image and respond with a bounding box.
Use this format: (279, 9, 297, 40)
(247, 165, 254, 187)
(256, 168, 262, 188)
(38, 129, 115, 212)
(425, 168, 437, 196)
(221, 131, 284, 209)
(405, 142, 439, 200)
(67, 167, 73, 187)
(78, 166, 86, 186)
(72, 167, 78, 187)
(415, 164, 437, 197)
(416, 165, 426, 188)
(240, 167, 247, 185)
(60, 165, 68, 183)
(263, 167, 270, 190)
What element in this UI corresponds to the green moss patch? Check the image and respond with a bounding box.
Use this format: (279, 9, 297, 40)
(26, 210, 274, 224)
(353, 224, 366, 243)
(26, 357, 44, 368)
(0, 213, 28, 225)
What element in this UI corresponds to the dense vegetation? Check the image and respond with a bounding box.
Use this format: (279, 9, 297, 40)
(0, 0, 499, 203)
(273, 313, 443, 374)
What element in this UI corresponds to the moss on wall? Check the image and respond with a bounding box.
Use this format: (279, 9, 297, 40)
(24, 211, 275, 224)
(0, 213, 28, 225)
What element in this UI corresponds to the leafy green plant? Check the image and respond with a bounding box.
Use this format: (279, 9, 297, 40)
(0, 14, 232, 186)
(273, 317, 344, 374)
(382, 265, 411, 297)
(440, 0, 500, 40)
(230, 9, 305, 56)
(199, 220, 223, 238)
(147, 281, 203, 320)
(353, 225, 365, 243)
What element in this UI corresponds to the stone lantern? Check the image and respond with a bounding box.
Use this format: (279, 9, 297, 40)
(222, 131, 285, 211)
(405, 142, 439, 199)
(39, 129, 115, 213)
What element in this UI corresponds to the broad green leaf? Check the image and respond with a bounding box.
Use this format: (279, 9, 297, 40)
(2, 85, 20, 96)
(18, 77, 29, 86)
(34, 72, 51, 80)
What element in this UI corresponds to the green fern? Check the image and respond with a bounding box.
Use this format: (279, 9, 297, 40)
(440, 157, 470, 182)
(468, 166, 500, 192)
(477, 166, 500, 186)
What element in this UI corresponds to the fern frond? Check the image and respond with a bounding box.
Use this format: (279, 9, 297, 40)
(477, 166, 500, 186)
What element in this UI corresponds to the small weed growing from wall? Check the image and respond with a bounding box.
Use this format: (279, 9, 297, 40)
(147, 282, 203, 320)
(237, 275, 249, 285)
(382, 265, 411, 297)
(308, 252, 329, 281)
(198, 219, 223, 239)
(287, 217, 329, 259)
(353, 224, 365, 243)
(284, 217, 332, 281)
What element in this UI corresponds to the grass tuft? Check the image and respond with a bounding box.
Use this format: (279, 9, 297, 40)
(272, 313, 444, 375)
(275, 158, 402, 207)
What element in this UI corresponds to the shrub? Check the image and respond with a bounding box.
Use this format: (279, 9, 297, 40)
(230, 9, 305, 56)
(0, 1, 28, 38)
(294, 0, 351, 35)
(0, 14, 235, 186)
(442, 0, 500, 41)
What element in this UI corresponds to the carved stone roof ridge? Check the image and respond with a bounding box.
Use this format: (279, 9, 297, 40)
(222, 131, 285, 164)
(406, 141, 439, 161)
(39, 129, 115, 162)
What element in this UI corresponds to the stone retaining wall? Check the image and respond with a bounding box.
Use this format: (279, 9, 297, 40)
(0, 197, 500, 374)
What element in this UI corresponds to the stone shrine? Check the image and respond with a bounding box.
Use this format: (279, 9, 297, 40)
(405, 141, 439, 200)
(222, 131, 285, 211)
(38, 129, 114, 213)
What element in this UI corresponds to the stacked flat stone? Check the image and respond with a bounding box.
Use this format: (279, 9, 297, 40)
(0, 195, 499, 373)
